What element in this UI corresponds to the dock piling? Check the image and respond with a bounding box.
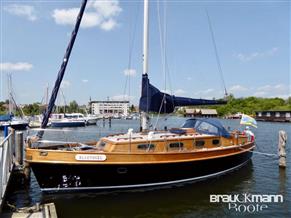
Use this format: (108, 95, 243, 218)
(109, 117, 112, 128)
(15, 132, 24, 166)
(278, 130, 287, 168)
(23, 138, 31, 182)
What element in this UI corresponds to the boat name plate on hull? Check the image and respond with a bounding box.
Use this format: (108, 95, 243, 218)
(75, 154, 107, 161)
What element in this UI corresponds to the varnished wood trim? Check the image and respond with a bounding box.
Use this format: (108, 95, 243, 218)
(26, 143, 254, 165)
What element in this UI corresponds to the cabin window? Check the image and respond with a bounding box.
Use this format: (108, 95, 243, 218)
(195, 140, 205, 147)
(275, 112, 280, 117)
(212, 139, 220, 146)
(137, 144, 155, 150)
(196, 122, 218, 135)
(168, 142, 184, 149)
(266, 112, 271, 117)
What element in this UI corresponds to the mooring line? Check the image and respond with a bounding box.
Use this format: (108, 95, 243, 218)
(239, 147, 278, 158)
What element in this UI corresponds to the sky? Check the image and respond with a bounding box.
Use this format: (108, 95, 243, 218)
(0, 0, 290, 105)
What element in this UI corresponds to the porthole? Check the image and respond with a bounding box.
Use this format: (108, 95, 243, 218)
(196, 140, 205, 147)
(137, 144, 155, 150)
(212, 139, 220, 145)
(168, 142, 184, 149)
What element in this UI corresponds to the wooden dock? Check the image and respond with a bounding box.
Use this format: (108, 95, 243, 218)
(0, 128, 58, 217)
(0, 130, 15, 211)
(1, 203, 57, 218)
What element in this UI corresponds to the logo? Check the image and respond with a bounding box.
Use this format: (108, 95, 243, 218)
(210, 194, 283, 213)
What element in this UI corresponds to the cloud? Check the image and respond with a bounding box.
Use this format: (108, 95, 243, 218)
(100, 18, 117, 31)
(160, 89, 187, 96)
(229, 85, 248, 92)
(52, 9, 102, 28)
(193, 88, 223, 99)
(197, 88, 215, 95)
(61, 80, 71, 89)
(256, 84, 287, 93)
(191, 83, 289, 99)
(82, 79, 89, 83)
(234, 47, 279, 62)
(161, 89, 171, 94)
(4, 4, 37, 21)
(89, 0, 122, 18)
(0, 62, 33, 71)
(253, 84, 289, 98)
(174, 89, 186, 95)
(52, 0, 122, 30)
(111, 94, 134, 101)
(123, 69, 136, 77)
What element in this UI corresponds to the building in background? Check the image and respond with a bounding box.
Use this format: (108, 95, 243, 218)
(90, 100, 129, 117)
(255, 110, 291, 122)
(184, 108, 218, 118)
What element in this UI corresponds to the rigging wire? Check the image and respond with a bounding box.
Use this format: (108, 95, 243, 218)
(60, 88, 67, 113)
(7, 73, 25, 117)
(205, 9, 228, 97)
(122, 2, 140, 104)
(155, 0, 165, 129)
(154, 0, 173, 130)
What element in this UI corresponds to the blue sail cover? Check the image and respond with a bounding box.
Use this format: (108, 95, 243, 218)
(139, 74, 226, 113)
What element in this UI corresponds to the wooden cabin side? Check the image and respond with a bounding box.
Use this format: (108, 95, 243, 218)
(25, 131, 251, 165)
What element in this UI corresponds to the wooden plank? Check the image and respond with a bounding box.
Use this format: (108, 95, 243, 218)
(2, 203, 58, 218)
(0, 136, 14, 211)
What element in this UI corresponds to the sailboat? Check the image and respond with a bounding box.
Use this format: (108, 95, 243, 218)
(0, 74, 29, 130)
(25, 0, 255, 192)
(50, 113, 86, 127)
(0, 114, 29, 130)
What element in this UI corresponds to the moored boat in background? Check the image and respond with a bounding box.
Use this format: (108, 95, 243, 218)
(0, 114, 28, 130)
(50, 113, 86, 128)
(84, 114, 99, 125)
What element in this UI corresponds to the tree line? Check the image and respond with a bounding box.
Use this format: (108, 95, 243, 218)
(210, 95, 291, 116)
(1, 96, 291, 117)
(0, 100, 85, 116)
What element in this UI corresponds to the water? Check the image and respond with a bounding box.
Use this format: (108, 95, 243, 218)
(4, 117, 291, 217)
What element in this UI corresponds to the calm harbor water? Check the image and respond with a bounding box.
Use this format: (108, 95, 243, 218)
(4, 117, 291, 217)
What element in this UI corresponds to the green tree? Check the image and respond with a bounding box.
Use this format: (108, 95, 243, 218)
(68, 100, 79, 113)
(22, 103, 41, 116)
(129, 104, 136, 113)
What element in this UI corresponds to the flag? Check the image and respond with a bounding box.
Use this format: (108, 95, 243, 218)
(240, 114, 257, 128)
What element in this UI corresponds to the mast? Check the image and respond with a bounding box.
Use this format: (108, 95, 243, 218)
(37, 0, 88, 137)
(40, 0, 87, 128)
(141, 0, 150, 131)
